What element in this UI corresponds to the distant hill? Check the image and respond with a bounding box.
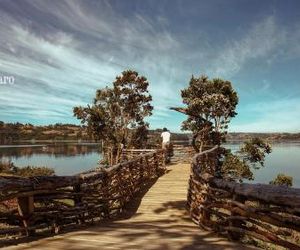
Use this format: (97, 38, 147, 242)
(0, 121, 90, 144)
(226, 132, 300, 142)
(150, 130, 300, 142)
(1, 121, 299, 144)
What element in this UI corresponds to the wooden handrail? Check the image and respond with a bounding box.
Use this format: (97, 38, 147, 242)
(0, 149, 166, 241)
(188, 148, 300, 249)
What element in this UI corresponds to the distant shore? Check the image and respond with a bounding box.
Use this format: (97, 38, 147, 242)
(1, 121, 300, 144)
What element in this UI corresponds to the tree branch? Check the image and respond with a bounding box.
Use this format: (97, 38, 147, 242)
(170, 107, 211, 125)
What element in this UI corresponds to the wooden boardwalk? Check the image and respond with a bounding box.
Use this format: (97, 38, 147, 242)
(5, 163, 252, 250)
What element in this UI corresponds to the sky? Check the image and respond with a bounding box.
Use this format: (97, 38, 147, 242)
(0, 0, 300, 132)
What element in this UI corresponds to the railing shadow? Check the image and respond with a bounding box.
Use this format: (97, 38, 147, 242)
(0, 150, 167, 248)
(0, 163, 256, 250)
(0, 183, 159, 248)
(115, 175, 161, 220)
(2, 204, 254, 249)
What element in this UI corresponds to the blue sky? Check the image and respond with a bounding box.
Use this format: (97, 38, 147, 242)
(0, 0, 300, 132)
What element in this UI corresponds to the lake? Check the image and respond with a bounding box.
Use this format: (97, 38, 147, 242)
(0, 142, 300, 187)
(253, 143, 300, 187)
(226, 142, 300, 187)
(0, 142, 101, 175)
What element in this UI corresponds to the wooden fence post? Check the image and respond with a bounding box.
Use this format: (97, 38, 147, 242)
(17, 196, 34, 236)
(144, 155, 150, 177)
(73, 183, 84, 224)
(199, 183, 211, 226)
(228, 194, 245, 241)
(154, 153, 160, 176)
(102, 174, 111, 219)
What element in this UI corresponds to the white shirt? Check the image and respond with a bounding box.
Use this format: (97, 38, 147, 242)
(161, 131, 171, 143)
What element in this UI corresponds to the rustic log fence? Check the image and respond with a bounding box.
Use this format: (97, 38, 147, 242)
(0, 149, 165, 241)
(187, 147, 300, 249)
(172, 145, 194, 163)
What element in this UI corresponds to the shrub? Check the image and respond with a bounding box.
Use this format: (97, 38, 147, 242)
(270, 173, 293, 187)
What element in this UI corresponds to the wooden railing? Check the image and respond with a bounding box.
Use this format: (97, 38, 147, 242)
(121, 149, 158, 161)
(187, 147, 300, 249)
(172, 145, 194, 163)
(0, 149, 165, 240)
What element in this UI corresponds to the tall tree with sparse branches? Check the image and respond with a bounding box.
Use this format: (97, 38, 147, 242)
(174, 74, 272, 182)
(74, 70, 153, 166)
(174, 75, 238, 152)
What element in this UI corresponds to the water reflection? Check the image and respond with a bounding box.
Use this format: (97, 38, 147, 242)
(0, 143, 101, 175)
(0, 143, 101, 158)
(226, 142, 300, 188)
(0, 142, 300, 187)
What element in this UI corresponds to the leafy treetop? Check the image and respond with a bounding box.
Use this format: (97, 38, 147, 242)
(180, 75, 238, 152)
(176, 74, 272, 183)
(74, 70, 153, 165)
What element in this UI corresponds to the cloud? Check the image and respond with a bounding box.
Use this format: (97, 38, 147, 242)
(208, 16, 286, 78)
(0, 0, 185, 127)
(0, 1, 299, 132)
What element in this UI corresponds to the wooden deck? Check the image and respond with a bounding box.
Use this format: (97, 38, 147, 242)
(5, 163, 252, 250)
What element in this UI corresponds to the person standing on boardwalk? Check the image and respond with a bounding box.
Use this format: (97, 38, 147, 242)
(161, 128, 172, 163)
(161, 127, 171, 149)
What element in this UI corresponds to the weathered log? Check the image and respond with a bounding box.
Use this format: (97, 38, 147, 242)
(225, 226, 300, 250)
(188, 147, 300, 249)
(17, 196, 34, 236)
(0, 149, 166, 241)
(210, 178, 300, 208)
(0, 223, 49, 235)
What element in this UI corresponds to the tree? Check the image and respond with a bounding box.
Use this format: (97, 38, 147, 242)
(74, 70, 153, 166)
(222, 138, 272, 182)
(128, 125, 149, 149)
(174, 74, 272, 182)
(270, 174, 293, 187)
(175, 75, 238, 152)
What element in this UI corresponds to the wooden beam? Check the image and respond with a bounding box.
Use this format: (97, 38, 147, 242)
(17, 196, 34, 236)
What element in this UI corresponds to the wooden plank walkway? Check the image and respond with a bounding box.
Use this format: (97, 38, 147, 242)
(5, 163, 253, 250)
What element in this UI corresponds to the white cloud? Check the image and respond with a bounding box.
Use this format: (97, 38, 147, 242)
(0, 0, 184, 127)
(209, 16, 286, 78)
(0, 1, 299, 132)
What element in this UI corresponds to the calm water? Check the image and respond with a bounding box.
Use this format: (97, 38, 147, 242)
(226, 142, 300, 187)
(0, 142, 101, 175)
(1, 142, 300, 187)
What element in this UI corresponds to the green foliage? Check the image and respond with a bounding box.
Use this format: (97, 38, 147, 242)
(0, 161, 54, 177)
(180, 75, 238, 152)
(222, 138, 272, 182)
(178, 75, 273, 182)
(13, 166, 55, 177)
(221, 151, 254, 182)
(0, 161, 17, 173)
(270, 174, 293, 187)
(74, 70, 153, 165)
(129, 125, 149, 148)
(239, 137, 272, 167)
(15, 166, 54, 177)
